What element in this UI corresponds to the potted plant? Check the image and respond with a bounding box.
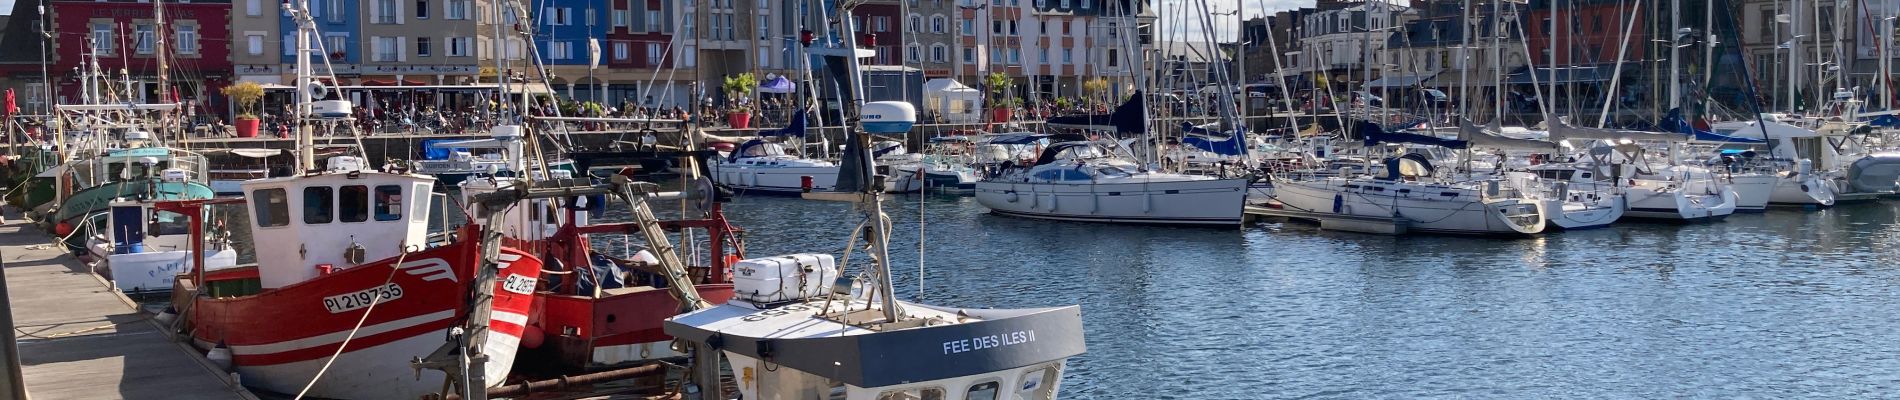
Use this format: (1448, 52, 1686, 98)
(984, 72, 1015, 123)
(221, 82, 265, 138)
(1082, 77, 1111, 111)
(723, 73, 757, 129)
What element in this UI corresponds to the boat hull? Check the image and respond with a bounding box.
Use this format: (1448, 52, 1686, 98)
(1623, 185, 1738, 221)
(1541, 194, 1625, 230)
(973, 178, 1249, 226)
(710, 163, 841, 194)
(183, 238, 542, 399)
(1725, 175, 1776, 212)
(1270, 178, 1546, 235)
(1768, 173, 1836, 207)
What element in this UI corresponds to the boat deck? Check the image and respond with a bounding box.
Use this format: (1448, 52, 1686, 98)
(0, 215, 255, 399)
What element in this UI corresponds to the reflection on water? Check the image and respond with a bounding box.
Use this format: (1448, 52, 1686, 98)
(720, 194, 1900, 399)
(221, 182, 1900, 398)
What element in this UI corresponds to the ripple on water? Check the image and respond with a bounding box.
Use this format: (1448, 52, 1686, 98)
(321, 190, 1900, 399)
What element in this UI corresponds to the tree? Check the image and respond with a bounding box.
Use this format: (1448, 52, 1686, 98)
(722, 73, 757, 112)
(221, 82, 265, 120)
(984, 72, 1018, 108)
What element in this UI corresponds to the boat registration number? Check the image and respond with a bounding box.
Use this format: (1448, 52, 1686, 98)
(323, 283, 405, 314)
(501, 274, 537, 295)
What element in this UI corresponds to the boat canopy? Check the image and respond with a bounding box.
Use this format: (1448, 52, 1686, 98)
(1547, 116, 1687, 143)
(1361, 120, 1468, 149)
(759, 110, 808, 137)
(986, 133, 1087, 145)
(1662, 109, 1764, 143)
(1179, 122, 1248, 156)
(1046, 91, 1148, 134)
(1456, 119, 1558, 151)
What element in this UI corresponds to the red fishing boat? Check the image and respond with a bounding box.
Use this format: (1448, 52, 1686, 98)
(166, 165, 543, 398)
(458, 174, 738, 370)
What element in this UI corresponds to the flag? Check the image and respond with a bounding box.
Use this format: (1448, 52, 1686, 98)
(588, 38, 601, 70)
(4, 89, 16, 116)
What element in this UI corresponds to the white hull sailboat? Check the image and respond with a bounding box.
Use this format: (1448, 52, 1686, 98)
(972, 136, 1248, 226)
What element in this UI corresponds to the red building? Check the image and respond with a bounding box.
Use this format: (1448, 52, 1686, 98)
(47, 0, 233, 109)
(854, 2, 904, 66)
(1524, 0, 1647, 65)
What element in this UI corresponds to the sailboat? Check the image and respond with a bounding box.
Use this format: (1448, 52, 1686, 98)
(974, 94, 1251, 225)
(667, 5, 1084, 398)
(165, 4, 541, 398)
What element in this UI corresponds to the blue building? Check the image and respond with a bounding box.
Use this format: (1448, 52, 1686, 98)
(530, 0, 611, 101)
(280, 0, 361, 66)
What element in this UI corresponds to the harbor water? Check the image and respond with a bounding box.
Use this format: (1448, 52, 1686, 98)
(713, 194, 1900, 398)
(214, 188, 1900, 398)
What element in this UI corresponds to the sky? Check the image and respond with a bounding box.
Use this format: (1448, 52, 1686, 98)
(1156, 0, 1329, 43)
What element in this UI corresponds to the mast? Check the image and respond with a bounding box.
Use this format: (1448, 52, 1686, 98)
(294, 0, 315, 171)
(1256, 0, 1298, 131)
(1703, 0, 1715, 118)
(832, 0, 898, 324)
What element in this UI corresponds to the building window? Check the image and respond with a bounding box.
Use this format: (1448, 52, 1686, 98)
(417, 37, 432, 57)
(875, 16, 889, 32)
(247, 34, 265, 55)
(1062, 48, 1071, 62)
(963, 47, 974, 62)
(993, 20, 1002, 34)
(613, 41, 629, 61)
(681, 44, 696, 67)
(128, 25, 154, 55)
(1008, 21, 1017, 36)
(447, 0, 470, 19)
(612, 9, 628, 28)
(328, 0, 345, 22)
(932, 44, 947, 62)
(550, 41, 574, 59)
(647, 10, 661, 32)
(1080, 0, 1088, 8)
(758, 47, 771, 68)
(1038, 47, 1047, 62)
(907, 43, 921, 62)
(416, 0, 430, 19)
(1009, 48, 1020, 63)
(1107, 48, 1119, 67)
(759, 14, 771, 39)
(448, 37, 471, 56)
(648, 43, 664, 65)
(247, 0, 262, 16)
(932, 15, 947, 33)
(175, 25, 199, 54)
(373, 36, 399, 61)
(683, 12, 695, 37)
(546, 7, 573, 25)
(1060, 0, 1069, 7)
(962, 20, 972, 35)
(909, 14, 921, 33)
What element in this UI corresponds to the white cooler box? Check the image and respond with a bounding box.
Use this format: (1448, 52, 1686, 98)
(732, 253, 838, 303)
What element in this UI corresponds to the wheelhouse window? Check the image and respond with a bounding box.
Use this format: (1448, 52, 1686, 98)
(304, 186, 334, 224)
(964, 382, 999, 400)
(254, 188, 289, 227)
(375, 185, 404, 221)
(875, 387, 945, 400)
(152, 210, 191, 236)
(340, 185, 369, 222)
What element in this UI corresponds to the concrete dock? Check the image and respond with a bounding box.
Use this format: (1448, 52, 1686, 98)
(0, 215, 253, 399)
